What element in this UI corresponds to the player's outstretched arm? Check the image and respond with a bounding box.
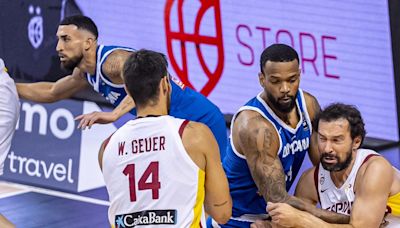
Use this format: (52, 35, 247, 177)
(16, 68, 89, 103)
(75, 95, 136, 129)
(182, 121, 232, 224)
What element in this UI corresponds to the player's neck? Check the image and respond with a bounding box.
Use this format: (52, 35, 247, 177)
(77, 44, 98, 75)
(136, 104, 168, 118)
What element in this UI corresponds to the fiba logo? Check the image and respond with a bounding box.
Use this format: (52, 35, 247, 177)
(28, 5, 43, 49)
(164, 0, 224, 96)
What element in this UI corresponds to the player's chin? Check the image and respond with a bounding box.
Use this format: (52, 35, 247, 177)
(60, 61, 75, 71)
(277, 102, 293, 113)
(321, 161, 338, 171)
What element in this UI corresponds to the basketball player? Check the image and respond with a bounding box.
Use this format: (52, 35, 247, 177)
(99, 49, 231, 227)
(210, 44, 351, 228)
(16, 15, 228, 159)
(0, 59, 20, 228)
(261, 103, 400, 228)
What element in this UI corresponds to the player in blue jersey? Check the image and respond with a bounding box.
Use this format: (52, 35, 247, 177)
(208, 44, 348, 227)
(16, 15, 227, 158)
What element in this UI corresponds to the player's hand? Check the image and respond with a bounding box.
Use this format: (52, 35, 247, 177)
(267, 202, 301, 227)
(75, 111, 117, 130)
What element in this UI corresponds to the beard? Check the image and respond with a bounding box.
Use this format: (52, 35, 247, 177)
(320, 149, 353, 172)
(267, 92, 296, 113)
(60, 54, 83, 71)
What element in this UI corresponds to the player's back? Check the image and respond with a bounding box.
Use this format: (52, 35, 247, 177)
(102, 115, 206, 228)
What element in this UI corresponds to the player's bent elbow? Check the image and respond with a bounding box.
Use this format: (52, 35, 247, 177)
(46, 90, 67, 103)
(211, 210, 231, 225)
(209, 202, 232, 224)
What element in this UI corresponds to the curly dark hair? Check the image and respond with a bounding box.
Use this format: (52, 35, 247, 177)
(313, 103, 366, 145)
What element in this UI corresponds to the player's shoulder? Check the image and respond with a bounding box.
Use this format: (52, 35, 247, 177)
(301, 90, 320, 118)
(354, 151, 394, 193)
(183, 121, 212, 140)
(181, 120, 216, 156)
(234, 109, 276, 134)
(354, 151, 393, 186)
(105, 49, 133, 63)
(362, 153, 392, 174)
(302, 90, 318, 106)
(232, 109, 280, 152)
(102, 49, 133, 77)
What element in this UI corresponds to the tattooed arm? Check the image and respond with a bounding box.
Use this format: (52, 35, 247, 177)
(233, 110, 349, 224)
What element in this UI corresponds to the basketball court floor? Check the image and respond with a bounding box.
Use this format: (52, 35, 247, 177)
(0, 146, 399, 227)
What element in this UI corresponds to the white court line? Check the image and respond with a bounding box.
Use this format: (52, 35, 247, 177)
(0, 181, 110, 206)
(0, 180, 30, 199)
(0, 189, 30, 199)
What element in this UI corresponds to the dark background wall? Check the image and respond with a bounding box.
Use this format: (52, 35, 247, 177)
(0, 0, 106, 103)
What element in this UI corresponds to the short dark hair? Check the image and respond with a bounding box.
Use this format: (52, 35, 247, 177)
(260, 44, 299, 73)
(60, 15, 98, 39)
(123, 49, 168, 108)
(314, 103, 366, 145)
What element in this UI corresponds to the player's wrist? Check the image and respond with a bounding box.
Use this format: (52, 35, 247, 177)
(110, 111, 120, 121)
(298, 210, 317, 228)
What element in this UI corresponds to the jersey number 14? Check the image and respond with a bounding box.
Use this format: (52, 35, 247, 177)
(123, 162, 161, 202)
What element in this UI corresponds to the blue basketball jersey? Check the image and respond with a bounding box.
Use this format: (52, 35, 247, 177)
(86, 45, 132, 109)
(220, 89, 312, 227)
(85, 45, 227, 158)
